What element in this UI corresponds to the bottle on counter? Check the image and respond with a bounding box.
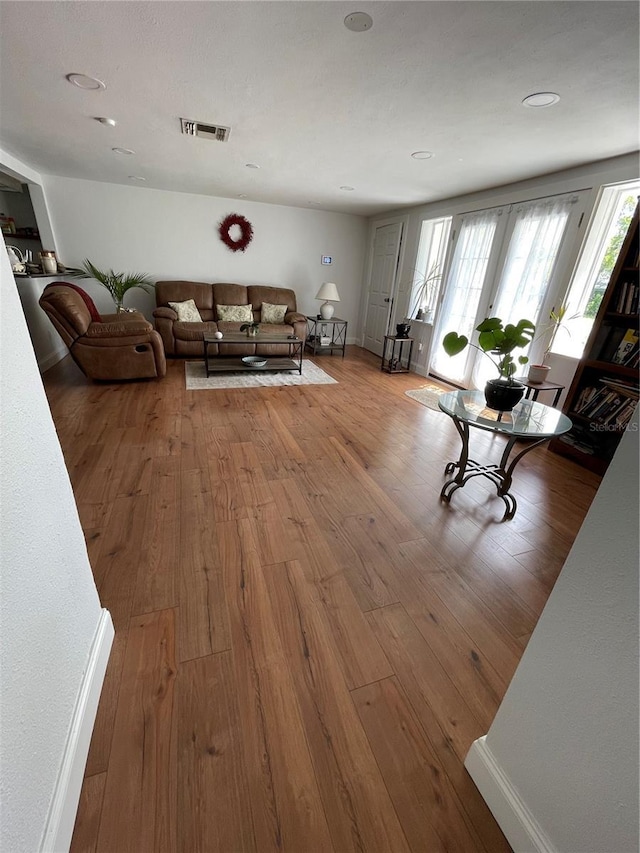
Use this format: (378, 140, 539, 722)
(39, 250, 58, 275)
(1, 213, 16, 235)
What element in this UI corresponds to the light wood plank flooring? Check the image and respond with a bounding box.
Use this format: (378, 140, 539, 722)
(42, 346, 600, 853)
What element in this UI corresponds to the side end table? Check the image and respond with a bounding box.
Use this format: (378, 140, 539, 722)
(516, 377, 565, 408)
(381, 334, 414, 374)
(305, 317, 348, 357)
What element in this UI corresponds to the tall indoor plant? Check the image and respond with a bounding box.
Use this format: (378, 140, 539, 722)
(396, 263, 443, 338)
(75, 259, 154, 312)
(408, 263, 442, 323)
(527, 304, 575, 383)
(443, 316, 536, 410)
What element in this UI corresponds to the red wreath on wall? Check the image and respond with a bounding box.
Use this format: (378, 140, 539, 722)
(218, 213, 254, 252)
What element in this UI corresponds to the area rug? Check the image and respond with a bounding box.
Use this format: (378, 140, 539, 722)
(185, 360, 338, 390)
(405, 382, 455, 412)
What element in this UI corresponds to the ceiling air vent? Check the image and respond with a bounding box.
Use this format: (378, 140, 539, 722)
(180, 118, 231, 142)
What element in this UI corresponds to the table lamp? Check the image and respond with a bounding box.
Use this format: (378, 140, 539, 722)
(315, 281, 340, 319)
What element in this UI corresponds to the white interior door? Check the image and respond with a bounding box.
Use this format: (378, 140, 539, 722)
(363, 222, 403, 356)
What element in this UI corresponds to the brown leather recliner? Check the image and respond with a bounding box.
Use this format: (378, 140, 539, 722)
(39, 283, 166, 381)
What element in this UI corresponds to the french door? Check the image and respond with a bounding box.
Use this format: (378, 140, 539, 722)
(430, 207, 507, 384)
(430, 192, 587, 387)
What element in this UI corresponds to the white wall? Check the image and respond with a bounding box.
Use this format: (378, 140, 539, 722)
(0, 245, 108, 850)
(42, 176, 368, 338)
(366, 153, 640, 378)
(466, 412, 639, 853)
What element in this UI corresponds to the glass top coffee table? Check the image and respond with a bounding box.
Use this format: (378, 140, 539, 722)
(203, 333, 303, 377)
(437, 390, 572, 520)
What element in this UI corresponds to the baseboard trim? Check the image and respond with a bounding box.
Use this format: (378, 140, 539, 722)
(40, 609, 114, 853)
(38, 344, 67, 374)
(409, 361, 429, 377)
(465, 736, 557, 853)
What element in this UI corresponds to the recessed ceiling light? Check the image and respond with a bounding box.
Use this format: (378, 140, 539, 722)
(411, 151, 434, 160)
(112, 147, 135, 155)
(94, 117, 117, 127)
(66, 73, 106, 91)
(340, 185, 355, 191)
(245, 163, 260, 169)
(344, 12, 373, 32)
(238, 193, 248, 198)
(128, 176, 146, 181)
(522, 92, 561, 108)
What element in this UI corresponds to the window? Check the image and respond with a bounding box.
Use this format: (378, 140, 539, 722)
(553, 181, 640, 359)
(409, 216, 451, 320)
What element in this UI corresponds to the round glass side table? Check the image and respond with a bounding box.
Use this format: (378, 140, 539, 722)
(437, 390, 572, 520)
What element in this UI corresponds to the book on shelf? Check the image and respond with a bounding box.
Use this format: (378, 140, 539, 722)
(614, 281, 639, 314)
(624, 346, 640, 369)
(615, 281, 629, 312)
(557, 428, 597, 455)
(573, 376, 639, 422)
(600, 376, 639, 397)
(625, 282, 638, 314)
(615, 401, 637, 427)
(558, 437, 595, 455)
(574, 385, 596, 412)
(612, 328, 639, 364)
(601, 396, 637, 427)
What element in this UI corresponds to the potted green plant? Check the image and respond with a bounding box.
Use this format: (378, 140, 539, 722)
(240, 321, 260, 337)
(443, 316, 536, 411)
(527, 304, 575, 384)
(74, 259, 153, 312)
(408, 263, 442, 324)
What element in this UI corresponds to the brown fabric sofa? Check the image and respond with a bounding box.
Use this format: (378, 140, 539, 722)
(39, 283, 166, 381)
(153, 281, 307, 357)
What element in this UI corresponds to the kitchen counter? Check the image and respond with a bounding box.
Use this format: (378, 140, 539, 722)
(15, 270, 74, 278)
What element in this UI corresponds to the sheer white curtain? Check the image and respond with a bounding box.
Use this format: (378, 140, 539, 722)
(430, 208, 502, 383)
(472, 195, 576, 387)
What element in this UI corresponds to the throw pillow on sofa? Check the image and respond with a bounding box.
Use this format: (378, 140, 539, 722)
(217, 304, 253, 322)
(261, 302, 288, 324)
(168, 299, 202, 322)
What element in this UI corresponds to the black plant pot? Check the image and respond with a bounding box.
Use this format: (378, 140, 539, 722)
(484, 379, 525, 412)
(396, 323, 411, 339)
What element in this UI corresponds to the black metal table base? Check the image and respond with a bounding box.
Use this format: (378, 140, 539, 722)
(439, 416, 551, 521)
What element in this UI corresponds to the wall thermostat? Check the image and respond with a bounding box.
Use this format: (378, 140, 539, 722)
(321, 255, 332, 265)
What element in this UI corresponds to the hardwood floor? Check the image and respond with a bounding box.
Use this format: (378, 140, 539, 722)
(42, 346, 600, 853)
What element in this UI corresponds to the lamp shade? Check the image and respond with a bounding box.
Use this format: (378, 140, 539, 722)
(315, 282, 340, 302)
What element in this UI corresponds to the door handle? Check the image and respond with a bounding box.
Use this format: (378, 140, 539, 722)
(384, 297, 390, 303)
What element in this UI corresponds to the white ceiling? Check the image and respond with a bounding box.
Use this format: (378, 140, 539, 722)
(0, 1, 638, 217)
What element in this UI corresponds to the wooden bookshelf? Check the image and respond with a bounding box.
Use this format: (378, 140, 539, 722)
(549, 202, 639, 474)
